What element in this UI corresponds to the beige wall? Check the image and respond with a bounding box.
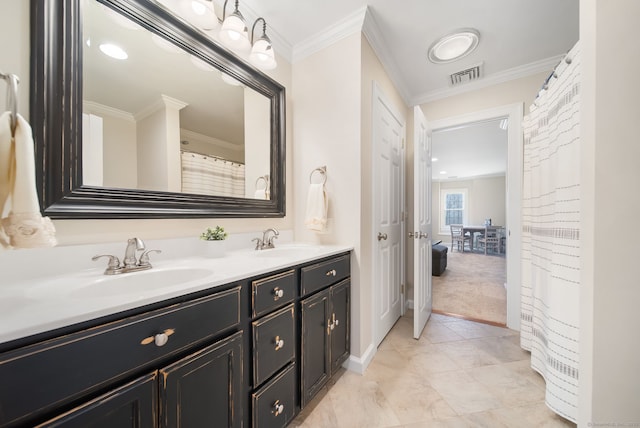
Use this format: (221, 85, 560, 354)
(579, 0, 640, 425)
(0, 2, 294, 246)
(291, 32, 365, 356)
(432, 176, 506, 244)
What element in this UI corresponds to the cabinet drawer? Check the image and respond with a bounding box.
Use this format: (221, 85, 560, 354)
(252, 269, 295, 318)
(300, 254, 350, 297)
(252, 304, 295, 386)
(252, 363, 296, 428)
(0, 286, 240, 427)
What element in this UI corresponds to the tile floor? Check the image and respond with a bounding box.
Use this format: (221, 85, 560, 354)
(291, 313, 576, 427)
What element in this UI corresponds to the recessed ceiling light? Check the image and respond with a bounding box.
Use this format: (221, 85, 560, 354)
(428, 29, 480, 64)
(99, 43, 128, 60)
(432, 157, 438, 162)
(440, 171, 447, 175)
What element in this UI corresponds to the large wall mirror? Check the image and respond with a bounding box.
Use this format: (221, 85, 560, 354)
(31, 0, 286, 218)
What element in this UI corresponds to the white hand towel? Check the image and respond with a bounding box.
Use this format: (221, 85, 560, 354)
(0, 113, 57, 248)
(0, 112, 14, 218)
(304, 183, 328, 232)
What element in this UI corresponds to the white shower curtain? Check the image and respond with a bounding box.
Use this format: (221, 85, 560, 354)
(180, 151, 245, 197)
(521, 41, 581, 423)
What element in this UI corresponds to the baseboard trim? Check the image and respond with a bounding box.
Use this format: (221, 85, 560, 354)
(344, 342, 376, 374)
(432, 309, 507, 328)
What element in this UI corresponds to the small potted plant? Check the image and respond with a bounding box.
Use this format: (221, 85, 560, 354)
(200, 226, 228, 257)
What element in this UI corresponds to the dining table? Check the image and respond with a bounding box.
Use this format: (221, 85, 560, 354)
(463, 225, 503, 252)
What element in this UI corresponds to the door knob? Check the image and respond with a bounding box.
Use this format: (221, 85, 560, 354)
(408, 232, 414, 238)
(419, 232, 428, 239)
(377, 232, 388, 241)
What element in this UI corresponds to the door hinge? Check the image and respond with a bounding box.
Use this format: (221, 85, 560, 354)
(401, 284, 405, 295)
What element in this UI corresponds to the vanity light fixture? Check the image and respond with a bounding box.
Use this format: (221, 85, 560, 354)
(428, 28, 480, 64)
(219, 0, 251, 52)
(249, 18, 277, 70)
(99, 43, 128, 60)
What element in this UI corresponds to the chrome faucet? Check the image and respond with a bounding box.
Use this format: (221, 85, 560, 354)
(93, 237, 161, 275)
(252, 228, 279, 250)
(123, 237, 145, 268)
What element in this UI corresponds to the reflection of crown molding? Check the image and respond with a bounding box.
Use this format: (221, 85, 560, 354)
(83, 100, 135, 122)
(292, 6, 367, 63)
(181, 128, 243, 153)
(134, 94, 188, 121)
(433, 172, 506, 182)
(412, 55, 564, 105)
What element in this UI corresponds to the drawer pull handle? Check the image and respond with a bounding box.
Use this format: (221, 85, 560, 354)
(140, 328, 175, 346)
(272, 400, 285, 417)
(272, 287, 284, 300)
(274, 335, 285, 351)
(326, 269, 337, 277)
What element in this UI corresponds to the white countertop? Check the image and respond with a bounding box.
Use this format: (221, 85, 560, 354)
(0, 235, 352, 346)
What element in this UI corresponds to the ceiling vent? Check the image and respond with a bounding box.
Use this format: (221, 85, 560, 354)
(449, 62, 483, 86)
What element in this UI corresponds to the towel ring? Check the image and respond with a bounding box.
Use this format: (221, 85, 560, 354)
(1, 71, 19, 136)
(255, 174, 269, 190)
(309, 166, 327, 184)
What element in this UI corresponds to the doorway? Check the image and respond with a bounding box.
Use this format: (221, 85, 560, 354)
(430, 103, 523, 330)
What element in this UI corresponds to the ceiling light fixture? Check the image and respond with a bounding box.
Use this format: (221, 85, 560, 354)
(219, 0, 251, 52)
(428, 28, 480, 64)
(249, 17, 277, 70)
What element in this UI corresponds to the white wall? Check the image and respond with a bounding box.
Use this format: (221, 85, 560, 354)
(0, 1, 294, 246)
(579, 0, 640, 425)
(432, 176, 506, 243)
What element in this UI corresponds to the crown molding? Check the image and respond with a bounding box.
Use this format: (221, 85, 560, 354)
(411, 54, 564, 106)
(83, 101, 135, 122)
(291, 6, 367, 63)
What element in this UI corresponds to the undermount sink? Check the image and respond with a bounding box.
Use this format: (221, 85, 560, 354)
(24, 267, 218, 300)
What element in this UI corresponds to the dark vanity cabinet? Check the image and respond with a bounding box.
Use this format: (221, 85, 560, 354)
(0, 252, 350, 428)
(300, 256, 351, 408)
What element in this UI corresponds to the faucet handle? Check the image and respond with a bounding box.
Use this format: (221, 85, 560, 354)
(92, 254, 122, 274)
(139, 249, 161, 267)
(252, 237, 263, 250)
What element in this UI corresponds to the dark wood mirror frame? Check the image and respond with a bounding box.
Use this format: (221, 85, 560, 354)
(30, 0, 285, 219)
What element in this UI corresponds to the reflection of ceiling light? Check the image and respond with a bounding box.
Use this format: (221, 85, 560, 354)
(99, 43, 128, 60)
(190, 55, 215, 71)
(432, 157, 438, 162)
(440, 171, 447, 175)
(428, 29, 480, 64)
(221, 72, 244, 86)
(179, 0, 218, 30)
(86, 38, 91, 47)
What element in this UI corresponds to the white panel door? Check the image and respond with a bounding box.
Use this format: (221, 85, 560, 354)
(372, 83, 404, 347)
(413, 106, 432, 339)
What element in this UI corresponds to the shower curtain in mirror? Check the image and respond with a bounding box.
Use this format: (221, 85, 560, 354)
(181, 151, 245, 197)
(521, 41, 580, 423)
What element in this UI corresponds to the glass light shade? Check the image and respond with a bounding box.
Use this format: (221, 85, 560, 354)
(219, 13, 251, 52)
(428, 29, 480, 64)
(249, 38, 277, 70)
(179, 0, 218, 30)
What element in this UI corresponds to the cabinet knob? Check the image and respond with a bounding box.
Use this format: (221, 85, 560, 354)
(272, 287, 284, 300)
(154, 333, 169, 347)
(325, 269, 337, 277)
(140, 328, 175, 346)
(272, 400, 284, 417)
(274, 335, 285, 351)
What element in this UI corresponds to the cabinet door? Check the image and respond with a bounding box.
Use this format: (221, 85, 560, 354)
(159, 331, 243, 428)
(330, 279, 350, 374)
(300, 289, 330, 408)
(37, 373, 157, 428)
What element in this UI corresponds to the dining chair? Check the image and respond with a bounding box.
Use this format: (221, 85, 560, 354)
(477, 226, 501, 254)
(450, 224, 471, 252)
